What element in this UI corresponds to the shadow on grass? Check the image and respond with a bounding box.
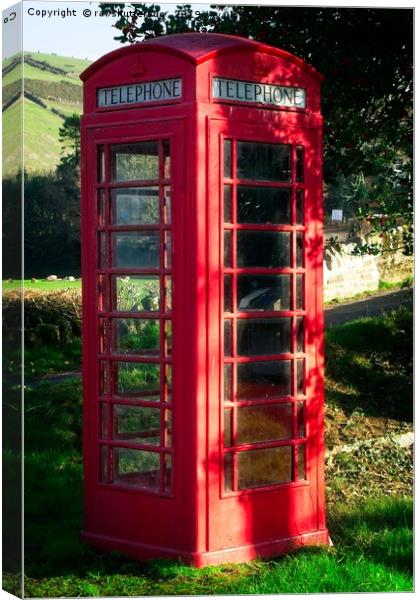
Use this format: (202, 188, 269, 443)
(325, 306, 413, 422)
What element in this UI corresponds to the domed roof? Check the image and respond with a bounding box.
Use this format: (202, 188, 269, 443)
(81, 32, 322, 81)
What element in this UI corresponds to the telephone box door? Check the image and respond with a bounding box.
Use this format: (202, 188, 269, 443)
(82, 118, 193, 553)
(207, 118, 326, 554)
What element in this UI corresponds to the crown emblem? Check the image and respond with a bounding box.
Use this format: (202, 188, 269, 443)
(129, 58, 147, 78)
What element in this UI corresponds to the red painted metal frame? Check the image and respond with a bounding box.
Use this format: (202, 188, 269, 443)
(80, 33, 328, 567)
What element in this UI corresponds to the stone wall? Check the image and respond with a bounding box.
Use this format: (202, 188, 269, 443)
(323, 242, 413, 302)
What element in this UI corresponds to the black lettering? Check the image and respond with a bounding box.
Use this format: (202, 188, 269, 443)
(244, 83, 253, 100)
(226, 81, 235, 98)
(173, 79, 182, 97)
(152, 82, 162, 99)
(263, 84, 272, 103)
(144, 83, 152, 101)
(136, 85, 143, 102)
(163, 80, 172, 98)
(272, 87, 283, 104)
(254, 84, 263, 101)
(235, 81, 244, 100)
(126, 86, 134, 102)
(283, 87, 294, 105)
(111, 88, 118, 104)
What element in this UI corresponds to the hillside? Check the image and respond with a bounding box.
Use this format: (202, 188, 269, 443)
(2, 52, 92, 176)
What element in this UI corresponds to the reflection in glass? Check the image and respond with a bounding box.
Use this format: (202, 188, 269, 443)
(224, 185, 232, 223)
(237, 404, 292, 445)
(237, 360, 291, 399)
(296, 274, 304, 310)
(297, 445, 306, 480)
(165, 187, 171, 224)
(113, 404, 160, 446)
(165, 410, 172, 447)
(111, 188, 159, 225)
(113, 232, 160, 269)
(296, 232, 304, 267)
(113, 276, 160, 312)
(224, 275, 232, 312)
(237, 142, 291, 182)
(165, 276, 172, 311)
(101, 445, 109, 482)
(297, 358, 305, 395)
(165, 232, 171, 268)
(224, 453, 233, 491)
(99, 232, 107, 268)
(113, 447, 160, 490)
(296, 146, 304, 183)
(237, 318, 291, 356)
(238, 446, 292, 489)
(224, 230, 232, 267)
(100, 360, 109, 395)
(237, 231, 290, 268)
(296, 189, 304, 224)
(224, 320, 232, 357)
(297, 402, 305, 438)
(224, 140, 232, 178)
(112, 318, 160, 356)
(297, 316, 304, 352)
(163, 139, 171, 178)
(224, 364, 232, 401)
(165, 320, 172, 356)
(237, 186, 291, 224)
(111, 141, 159, 181)
(98, 190, 106, 226)
(99, 318, 107, 354)
(224, 409, 232, 447)
(237, 274, 290, 311)
(116, 361, 160, 397)
(164, 454, 172, 492)
(98, 275, 107, 312)
(101, 403, 109, 439)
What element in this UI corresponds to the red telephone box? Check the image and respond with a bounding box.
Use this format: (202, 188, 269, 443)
(80, 33, 329, 566)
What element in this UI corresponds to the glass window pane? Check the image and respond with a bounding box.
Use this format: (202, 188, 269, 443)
(111, 187, 159, 225)
(116, 361, 160, 398)
(237, 186, 291, 224)
(238, 446, 292, 489)
(297, 358, 305, 395)
(237, 318, 291, 356)
(99, 318, 107, 354)
(98, 275, 107, 312)
(296, 274, 304, 310)
(297, 445, 306, 480)
(100, 360, 109, 395)
(113, 404, 160, 446)
(237, 231, 290, 268)
(224, 453, 233, 492)
(113, 276, 160, 312)
(113, 448, 160, 490)
(112, 318, 160, 356)
(165, 232, 171, 268)
(164, 187, 171, 224)
(237, 142, 291, 182)
(165, 364, 172, 402)
(224, 364, 232, 401)
(112, 232, 160, 269)
(165, 320, 172, 357)
(164, 453, 172, 492)
(101, 403, 109, 439)
(296, 146, 304, 183)
(111, 142, 159, 181)
(237, 274, 290, 311)
(224, 320, 232, 357)
(165, 276, 172, 312)
(224, 275, 232, 312)
(224, 408, 232, 447)
(224, 230, 232, 267)
(224, 185, 232, 223)
(297, 317, 304, 353)
(237, 404, 292, 445)
(98, 232, 107, 269)
(163, 139, 171, 179)
(296, 232, 304, 268)
(165, 410, 172, 447)
(224, 140, 232, 178)
(101, 445, 109, 482)
(296, 189, 304, 224)
(98, 190, 106, 226)
(237, 360, 291, 399)
(297, 402, 305, 438)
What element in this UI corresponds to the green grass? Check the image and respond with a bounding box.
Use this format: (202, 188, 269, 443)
(324, 276, 413, 306)
(2, 97, 22, 176)
(2, 308, 413, 596)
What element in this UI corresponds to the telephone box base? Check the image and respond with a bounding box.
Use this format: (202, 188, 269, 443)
(81, 529, 330, 567)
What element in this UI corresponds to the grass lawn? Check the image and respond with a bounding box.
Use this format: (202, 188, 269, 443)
(2, 307, 413, 596)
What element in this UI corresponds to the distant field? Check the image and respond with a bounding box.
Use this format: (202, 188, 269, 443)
(2, 279, 82, 292)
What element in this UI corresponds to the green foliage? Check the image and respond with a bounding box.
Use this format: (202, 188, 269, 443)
(58, 113, 81, 168)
